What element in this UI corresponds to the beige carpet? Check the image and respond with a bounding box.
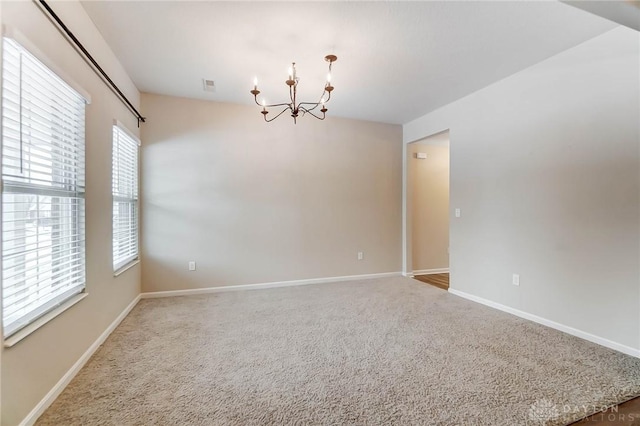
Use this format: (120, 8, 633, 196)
(37, 276, 640, 426)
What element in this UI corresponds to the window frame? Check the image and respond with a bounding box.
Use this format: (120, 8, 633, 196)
(1, 34, 90, 344)
(111, 121, 140, 275)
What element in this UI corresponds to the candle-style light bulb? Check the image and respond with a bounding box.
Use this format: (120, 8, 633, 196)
(253, 77, 258, 90)
(327, 72, 332, 83)
(261, 99, 266, 110)
(321, 97, 325, 106)
(288, 67, 293, 80)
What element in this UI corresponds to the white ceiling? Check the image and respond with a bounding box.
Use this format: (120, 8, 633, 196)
(81, 1, 616, 124)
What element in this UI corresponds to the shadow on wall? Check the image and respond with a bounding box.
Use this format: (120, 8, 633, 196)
(140, 93, 404, 293)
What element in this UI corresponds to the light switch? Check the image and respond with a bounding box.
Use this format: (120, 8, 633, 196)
(455, 208, 461, 218)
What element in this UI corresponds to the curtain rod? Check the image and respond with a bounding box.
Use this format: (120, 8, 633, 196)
(36, 0, 146, 127)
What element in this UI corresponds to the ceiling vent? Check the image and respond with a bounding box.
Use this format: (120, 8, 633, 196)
(202, 79, 216, 92)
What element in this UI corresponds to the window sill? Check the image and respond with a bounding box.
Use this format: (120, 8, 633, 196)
(4, 292, 88, 348)
(114, 259, 140, 277)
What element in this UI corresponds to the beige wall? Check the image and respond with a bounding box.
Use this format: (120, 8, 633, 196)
(404, 27, 640, 353)
(141, 94, 402, 292)
(1, 2, 141, 424)
(409, 140, 449, 272)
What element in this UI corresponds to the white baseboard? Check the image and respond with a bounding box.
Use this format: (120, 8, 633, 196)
(20, 294, 142, 426)
(141, 272, 402, 299)
(448, 288, 640, 359)
(412, 268, 449, 275)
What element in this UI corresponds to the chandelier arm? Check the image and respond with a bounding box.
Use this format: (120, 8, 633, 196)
(300, 99, 323, 110)
(299, 85, 332, 112)
(265, 102, 294, 108)
(301, 90, 332, 114)
(303, 90, 330, 112)
(297, 102, 319, 111)
(299, 106, 325, 121)
(298, 94, 325, 113)
(264, 107, 291, 122)
(253, 95, 292, 109)
(299, 97, 328, 113)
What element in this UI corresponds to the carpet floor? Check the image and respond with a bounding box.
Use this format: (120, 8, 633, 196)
(37, 276, 640, 426)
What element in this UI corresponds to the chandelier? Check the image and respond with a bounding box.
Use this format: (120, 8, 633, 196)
(250, 55, 337, 123)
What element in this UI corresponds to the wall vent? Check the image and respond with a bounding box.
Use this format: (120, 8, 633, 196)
(203, 79, 216, 92)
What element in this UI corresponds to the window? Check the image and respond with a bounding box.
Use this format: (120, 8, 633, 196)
(1, 38, 87, 338)
(112, 124, 139, 272)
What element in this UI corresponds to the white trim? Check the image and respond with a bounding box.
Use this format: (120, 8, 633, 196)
(412, 268, 449, 275)
(141, 272, 402, 299)
(18, 294, 141, 426)
(4, 293, 88, 348)
(114, 259, 140, 277)
(448, 288, 640, 359)
(402, 140, 409, 275)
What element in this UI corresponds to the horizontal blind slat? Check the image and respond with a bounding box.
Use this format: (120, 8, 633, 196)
(4, 264, 85, 301)
(4, 265, 85, 302)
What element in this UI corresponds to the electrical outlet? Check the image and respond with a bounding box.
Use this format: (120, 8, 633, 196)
(512, 273, 520, 286)
(357, 251, 364, 261)
(189, 261, 196, 271)
(455, 208, 461, 218)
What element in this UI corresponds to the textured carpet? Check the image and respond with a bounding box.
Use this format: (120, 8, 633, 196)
(37, 276, 640, 426)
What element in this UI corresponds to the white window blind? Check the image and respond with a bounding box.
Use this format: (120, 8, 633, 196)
(1, 38, 87, 338)
(112, 124, 139, 271)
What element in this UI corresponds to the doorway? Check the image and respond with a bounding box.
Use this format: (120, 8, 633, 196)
(404, 130, 450, 290)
